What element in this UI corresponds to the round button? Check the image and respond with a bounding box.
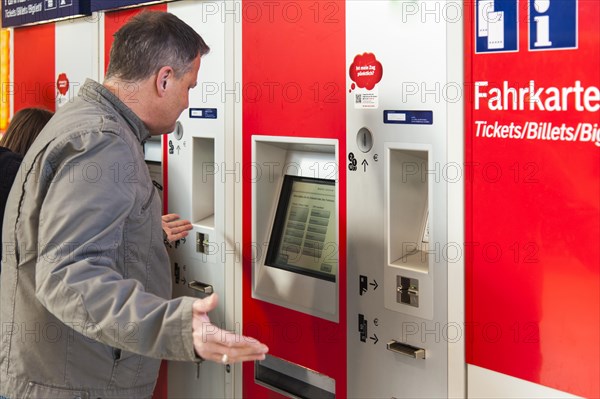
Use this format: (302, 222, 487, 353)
(356, 127, 373, 153)
(173, 121, 184, 141)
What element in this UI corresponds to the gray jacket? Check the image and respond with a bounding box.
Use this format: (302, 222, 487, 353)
(0, 79, 197, 399)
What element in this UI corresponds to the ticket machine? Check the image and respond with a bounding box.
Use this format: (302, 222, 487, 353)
(345, 1, 464, 398)
(240, 1, 348, 396)
(240, 0, 464, 397)
(163, 2, 240, 398)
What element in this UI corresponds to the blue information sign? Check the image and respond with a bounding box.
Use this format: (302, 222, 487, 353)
(2, 0, 90, 28)
(189, 108, 217, 119)
(475, 0, 518, 53)
(528, 0, 577, 51)
(384, 110, 433, 125)
(90, 0, 168, 12)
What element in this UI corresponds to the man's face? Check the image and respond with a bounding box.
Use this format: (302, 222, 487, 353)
(156, 55, 201, 135)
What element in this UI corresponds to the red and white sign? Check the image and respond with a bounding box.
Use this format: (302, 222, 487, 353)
(349, 52, 383, 109)
(349, 52, 383, 90)
(56, 72, 69, 96)
(466, 1, 600, 397)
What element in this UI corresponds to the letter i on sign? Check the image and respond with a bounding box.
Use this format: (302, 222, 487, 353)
(533, 0, 551, 47)
(529, 0, 577, 50)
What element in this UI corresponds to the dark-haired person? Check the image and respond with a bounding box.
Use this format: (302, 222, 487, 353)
(0, 11, 267, 399)
(0, 107, 54, 269)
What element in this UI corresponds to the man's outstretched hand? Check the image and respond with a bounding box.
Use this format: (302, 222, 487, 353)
(162, 213, 193, 242)
(192, 294, 269, 364)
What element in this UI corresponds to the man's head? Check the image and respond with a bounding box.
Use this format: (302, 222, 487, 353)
(106, 11, 209, 83)
(104, 11, 210, 135)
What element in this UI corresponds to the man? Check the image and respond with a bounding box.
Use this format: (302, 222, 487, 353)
(0, 11, 267, 398)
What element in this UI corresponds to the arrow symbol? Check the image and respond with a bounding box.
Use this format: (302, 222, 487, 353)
(370, 280, 379, 290)
(177, 145, 181, 155)
(362, 159, 369, 172)
(370, 334, 379, 344)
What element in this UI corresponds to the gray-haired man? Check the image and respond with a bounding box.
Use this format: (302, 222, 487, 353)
(1, 11, 267, 398)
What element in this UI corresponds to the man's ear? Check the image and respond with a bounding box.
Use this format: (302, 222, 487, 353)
(156, 66, 174, 97)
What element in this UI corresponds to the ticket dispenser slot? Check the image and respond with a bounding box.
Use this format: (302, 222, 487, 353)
(384, 145, 433, 320)
(188, 280, 214, 296)
(397, 276, 419, 308)
(386, 340, 426, 360)
(252, 136, 339, 322)
(255, 355, 335, 399)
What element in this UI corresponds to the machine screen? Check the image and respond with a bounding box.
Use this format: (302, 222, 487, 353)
(265, 175, 337, 282)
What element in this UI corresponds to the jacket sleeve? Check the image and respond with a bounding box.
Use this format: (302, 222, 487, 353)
(34, 130, 198, 361)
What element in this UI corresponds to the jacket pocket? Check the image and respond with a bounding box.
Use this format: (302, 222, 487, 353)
(141, 186, 156, 212)
(109, 348, 142, 389)
(113, 347, 122, 361)
(24, 381, 89, 399)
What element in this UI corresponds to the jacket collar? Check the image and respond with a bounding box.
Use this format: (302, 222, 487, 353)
(79, 79, 151, 143)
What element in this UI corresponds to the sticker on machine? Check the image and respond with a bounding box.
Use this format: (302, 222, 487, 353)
(353, 88, 379, 109)
(56, 72, 70, 108)
(349, 52, 383, 109)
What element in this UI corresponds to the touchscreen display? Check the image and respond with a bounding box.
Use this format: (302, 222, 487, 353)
(265, 175, 337, 282)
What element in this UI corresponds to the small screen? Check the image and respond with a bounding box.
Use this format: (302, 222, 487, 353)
(265, 175, 337, 282)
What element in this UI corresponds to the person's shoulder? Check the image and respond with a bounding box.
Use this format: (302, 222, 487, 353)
(0, 147, 22, 188)
(0, 146, 23, 164)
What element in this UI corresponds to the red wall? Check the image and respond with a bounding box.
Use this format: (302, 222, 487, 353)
(13, 23, 55, 112)
(465, 1, 600, 397)
(241, 1, 347, 397)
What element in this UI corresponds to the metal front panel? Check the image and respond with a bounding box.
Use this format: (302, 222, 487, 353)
(346, 1, 451, 397)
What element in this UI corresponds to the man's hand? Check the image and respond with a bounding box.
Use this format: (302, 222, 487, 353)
(192, 294, 269, 364)
(162, 213, 193, 242)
